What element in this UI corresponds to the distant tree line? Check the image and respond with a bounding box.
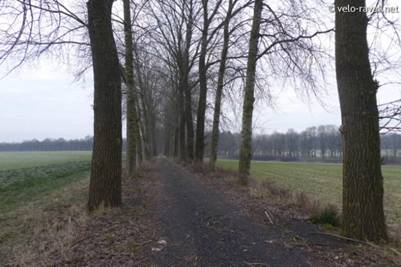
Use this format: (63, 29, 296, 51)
(3, 125, 401, 164)
(215, 125, 401, 164)
(0, 137, 93, 152)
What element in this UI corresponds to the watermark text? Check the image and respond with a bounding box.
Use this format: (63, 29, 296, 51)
(329, 5, 399, 14)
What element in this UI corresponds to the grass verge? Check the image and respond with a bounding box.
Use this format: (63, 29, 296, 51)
(0, 161, 91, 213)
(217, 160, 401, 226)
(0, 159, 91, 265)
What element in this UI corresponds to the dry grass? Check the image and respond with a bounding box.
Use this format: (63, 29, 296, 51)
(218, 160, 401, 227)
(1, 177, 89, 266)
(210, 166, 327, 218)
(1, 163, 158, 266)
(11, 204, 88, 266)
(201, 165, 401, 261)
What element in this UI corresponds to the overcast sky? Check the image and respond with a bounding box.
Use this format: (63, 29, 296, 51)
(0, 59, 93, 142)
(1, 1, 400, 142)
(1, 56, 400, 142)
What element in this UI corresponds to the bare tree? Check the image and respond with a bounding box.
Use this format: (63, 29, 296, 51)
(236, 0, 332, 182)
(335, 0, 387, 241)
(209, 0, 247, 169)
(194, 0, 222, 163)
(0, 0, 123, 210)
(0, 0, 88, 72)
(123, 0, 140, 176)
(146, 0, 201, 162)
(379, 99, 401, 132)
(238, 0, 263, 183)
(87, 0, 122, 211)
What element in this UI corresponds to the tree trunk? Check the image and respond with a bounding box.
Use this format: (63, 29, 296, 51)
(184, 83, 194, 161)
(183, 7, 194, 162)
(210, 0, 234, 170)
(134, 50, 153, 161)
(195, 2, 209, 163)
(136, 107, 144, 163)
(174, 125, 179, 158)
(178, 84, 187, 161)
(151, 112, 158, 156)
(123, 0, 139, 177)
(238, 0, 263, 184)
(87, 0, 122, 211)
(335, 0, 387, 242)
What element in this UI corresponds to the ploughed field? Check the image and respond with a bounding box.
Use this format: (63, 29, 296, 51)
(217, 160, 401, 225)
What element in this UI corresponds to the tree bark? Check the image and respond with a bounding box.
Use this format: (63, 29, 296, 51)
(238, 0, 263, 184)
(210, 0, 234, 170)
(133, 48, 153, 160)
(178, 85, 187, 161)
(136, 99, 144, 163)
(195, 1, 210, 163)
(87, 0, 122, 211)
(173, 124, 179, 158)
(335, 0, 387, 242)
(183, 11, 194, 162)
(123, 0, 139, 177)
(184, 82, 194, 161)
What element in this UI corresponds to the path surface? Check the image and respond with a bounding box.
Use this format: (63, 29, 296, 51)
(152, 160, 313, 266)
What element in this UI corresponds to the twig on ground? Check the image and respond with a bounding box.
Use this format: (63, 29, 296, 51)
(131, 240, 154, 246)
(70, 235, 90, 249)
(390, 247, 401, 256)
(310, 232, 377, 248)
(264, 210, 274, 224)
(244, 261, 269, 266)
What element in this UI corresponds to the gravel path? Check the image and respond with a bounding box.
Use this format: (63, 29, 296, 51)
(152, 160, 313, 266)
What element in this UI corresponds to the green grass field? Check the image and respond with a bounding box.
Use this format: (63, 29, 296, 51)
(0, 151, 92, 264)
(0, 151, 91, 170)
(1, 152, 400, 224)
(0, 151, 91, 213)
(217, 160, 401, 225)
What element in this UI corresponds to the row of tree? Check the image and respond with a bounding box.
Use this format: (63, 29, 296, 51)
(218, 127, 401, 162)
(0, 137, 93, 151)
(1, 0, 398, 242)
(3, 127, 401, 164)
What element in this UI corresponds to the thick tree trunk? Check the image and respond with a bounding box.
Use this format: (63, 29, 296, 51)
(335, 0, 387, 242)
(87, 0, 122, 211)
(195, 2, 209, 163)
(123, 0, 139, 177)
(210, 0, 234, 170)
(238, 0, 263, 184)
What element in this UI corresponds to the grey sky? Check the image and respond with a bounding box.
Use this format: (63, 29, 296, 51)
(0, 60, 93, 142)
(1, 0, 400, 142)
(1, 56, 400, 142)
(0, 57, 341, 142)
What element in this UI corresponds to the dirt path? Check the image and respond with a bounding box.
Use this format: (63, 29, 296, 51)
(151, 160, 314, 266)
